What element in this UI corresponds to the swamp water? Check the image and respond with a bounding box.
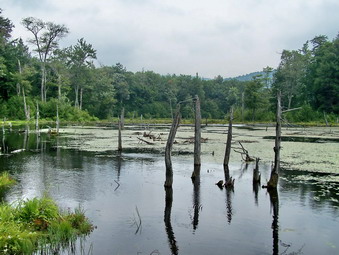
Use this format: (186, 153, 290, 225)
(0, 125, 338, 255)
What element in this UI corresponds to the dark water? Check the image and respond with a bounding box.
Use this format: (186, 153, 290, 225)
(0, 130, 339, 255)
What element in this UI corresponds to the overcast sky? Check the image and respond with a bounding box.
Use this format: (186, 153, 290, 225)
(1, 0, 338, 78)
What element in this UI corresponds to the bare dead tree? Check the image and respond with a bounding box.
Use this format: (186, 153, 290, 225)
(223, 107, 233, 167)
(118, 117, 122, 152)
(164, 104, 181, 188)
(267, 91, 282, 189)
(191, 95, 201, 180)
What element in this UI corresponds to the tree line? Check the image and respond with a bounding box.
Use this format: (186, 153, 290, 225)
(1, 10, 338, 123)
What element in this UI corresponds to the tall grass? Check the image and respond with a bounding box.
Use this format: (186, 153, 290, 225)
(0, 197, 94, 254)
(0, 172, 16, 193)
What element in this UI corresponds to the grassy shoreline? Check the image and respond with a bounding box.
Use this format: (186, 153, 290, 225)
(0, 173, 94, 254)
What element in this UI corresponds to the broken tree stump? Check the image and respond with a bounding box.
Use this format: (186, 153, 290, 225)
(191, 95, 201, 180)
(223, 107, 233, 167)
(118, 117, 122, 152)
(253, 157, 261, 183)
(164, 104, 181, 188)
(267, 91, 282, 189)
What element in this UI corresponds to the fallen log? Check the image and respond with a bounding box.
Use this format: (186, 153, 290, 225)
(137, 137, 155, 145)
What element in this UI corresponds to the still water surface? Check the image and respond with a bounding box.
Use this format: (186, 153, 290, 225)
(0, 129, 338, 255)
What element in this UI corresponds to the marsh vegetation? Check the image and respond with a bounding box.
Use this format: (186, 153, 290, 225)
(0, 124, 338, 254)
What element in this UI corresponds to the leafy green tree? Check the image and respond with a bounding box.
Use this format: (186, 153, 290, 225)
(66, 38, 96, 109)
(272, 50, 307, 109)
(22, 17, 69, 102)
(308, 35, 339, 114)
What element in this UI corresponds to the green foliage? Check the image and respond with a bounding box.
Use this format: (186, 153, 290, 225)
(0, 197, 93, 254)
(0, 9, 337, 123)
(17, 197, 59, 230)
(0, 172, 16, 193)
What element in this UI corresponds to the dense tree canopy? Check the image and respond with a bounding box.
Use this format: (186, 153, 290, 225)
(0, 11, 338, 123)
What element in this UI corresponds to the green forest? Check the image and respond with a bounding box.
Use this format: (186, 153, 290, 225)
(1, 10, 338, 123)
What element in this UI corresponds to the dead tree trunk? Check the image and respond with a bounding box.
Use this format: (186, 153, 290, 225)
(253, 157, 261, 183)
(118, 117, 122, 152)
(191, 95, 201, 180)
(121, 107, 125, 130)
(56, 104, 60, 135)
(323, 111, 329, 127)
(223, 108, 235, 187)
(223, 107, 233, 167)
(164, 104, 181, 188)
(267, 91, 281, 189)
(35, 103, 39, 134)
(22, 88, 30, 121)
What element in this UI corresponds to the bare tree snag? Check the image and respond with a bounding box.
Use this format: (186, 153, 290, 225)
(121, 107, 125, 130)
(191, 95, 201, 180)
(253, 157, 261, 183)
(56, 104, 60, 135)
(223, 108, 235, 188)
(36, 103, 39, 134)
(164, 104, 181, 188)
(234, 141, 255, 162)
(224, 165, 235, 188)
(267, 91, 282, 189)
(223, 107, 233, 167)
(137, 137, 155, 145)
(118, 117, 122, 152)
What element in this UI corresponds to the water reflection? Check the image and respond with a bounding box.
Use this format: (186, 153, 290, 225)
(223, 165, 234, 224)
(268, 189, 279, 255)
(164, 187, 179, 255)
(116, 153, 122, 181)
(238, 162, 249, 179)
(225, 188, 233, 224)
(253, 182, 260, 206)
(191, 165, 201, 232)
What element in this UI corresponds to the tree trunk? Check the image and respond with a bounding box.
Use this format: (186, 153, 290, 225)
(323, 111, 329, 127)
(57, 74, 62, 101)
(253, 157, 261, 183)
(118, 117, 122, 152)
(268, 91, 281, 189)
(121, 107, 125, 130)
(16, 59, 22, 96)
(287, 94, 293, 110)
(36, 103, 39, 134)
(79, 87, 83, 110)
(56, 104, 60, 135)
(164, 104, 181, 188)
(191, 95, 201, 180)
(40, 62, 48, 102)
(22, 88, 30, 121)
(223, 107, 233, 167)
(74, 85, 79, 108)
(241, 92, 245, 122)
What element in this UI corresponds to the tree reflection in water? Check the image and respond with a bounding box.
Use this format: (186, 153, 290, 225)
(224, 165, 234, 224)
(164, 187, 179, 255)
(253, 181, 260, 206)
(192, 165, 201, 232)
(268, 188, 279, 255)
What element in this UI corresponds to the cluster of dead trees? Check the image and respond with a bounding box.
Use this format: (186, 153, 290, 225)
(163, 92, 282, 190)
(117, 92, 282, 191)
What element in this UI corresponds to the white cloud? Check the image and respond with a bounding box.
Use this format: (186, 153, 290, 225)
(1, 0, 338, 78)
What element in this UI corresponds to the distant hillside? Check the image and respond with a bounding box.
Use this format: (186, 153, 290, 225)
(225, 70, 275, 81)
